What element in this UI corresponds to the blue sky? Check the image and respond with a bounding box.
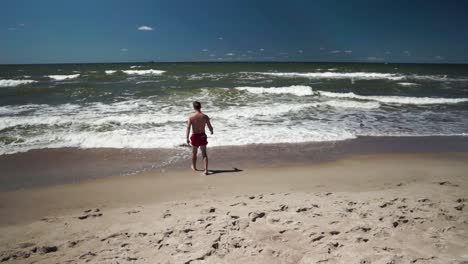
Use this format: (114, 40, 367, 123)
(1, 0, 468, 64)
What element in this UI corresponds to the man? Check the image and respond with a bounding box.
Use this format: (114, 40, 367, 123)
(186, 101, 213, 175)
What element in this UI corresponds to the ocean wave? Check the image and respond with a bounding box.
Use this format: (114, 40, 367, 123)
(406, 74, 467, 82)
(318, 91, 468, 105)
(397, 82, 419, 86)
(249, 71, 468, 82)
(210, 103, 312, 120)
(250, 72, 405, 80)
(321, 100, 381, 109)
(0, 79, 38, 87)
(235, 85, 313, 96)
(122, 69, 166, 75)
(0, 120, 356, 155)
(105, 70, 117, 74)
(0, 104, 49, 115)
(136, 80, 161, 84)
(0, 105, 185, 131)
(47, 74, 80, 81)
(1, 98, 467, 155)
(187, 73, 226, 81)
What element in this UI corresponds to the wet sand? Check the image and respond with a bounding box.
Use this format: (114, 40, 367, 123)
(2, 136, 468, 191)
(1, 151, 468, 263)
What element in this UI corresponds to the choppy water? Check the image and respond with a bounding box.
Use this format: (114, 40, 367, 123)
(1, 62, 467, 155)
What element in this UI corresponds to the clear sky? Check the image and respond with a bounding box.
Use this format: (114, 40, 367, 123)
(1, 0, 468, 64)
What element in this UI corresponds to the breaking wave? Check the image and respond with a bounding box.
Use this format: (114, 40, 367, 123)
(235, 85, 313, 96)
(47, 74, 80, 81)
(250, 72, 405, 80)
(122, 69, 166, 75)
(318, 91, 468, 105)
(249, 71, 468, 82)
(0, 79, 37, 87)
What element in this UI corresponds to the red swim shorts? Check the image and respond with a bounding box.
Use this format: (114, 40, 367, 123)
(190, 133, 208, 147)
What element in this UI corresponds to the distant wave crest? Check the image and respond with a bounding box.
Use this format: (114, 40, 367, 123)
(0, 79, 37, 87)
(397, 82, 419, 86)
(47, 74, 80, 81)
(235, 85, 313, 96)
(249, 71, 468, 82)
(250, 71, 405, 80)
(318, 91, 468, 105)
(321, 100, 380, 109)
(122, 69, 165, 75)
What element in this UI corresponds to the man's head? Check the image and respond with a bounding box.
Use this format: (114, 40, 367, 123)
(193, 101, 201, 111)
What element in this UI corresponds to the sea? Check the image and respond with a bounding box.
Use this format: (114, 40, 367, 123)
(1, 62, 468, 156)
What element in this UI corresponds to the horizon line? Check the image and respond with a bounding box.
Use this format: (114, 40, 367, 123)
(1, 60, 467, 66)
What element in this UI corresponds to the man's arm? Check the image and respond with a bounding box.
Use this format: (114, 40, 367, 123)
(186, 118, 191, 144)
(206, 116, 214, 135)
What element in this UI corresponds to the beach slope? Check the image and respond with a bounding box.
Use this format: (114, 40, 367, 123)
(1, 153, 467, 263)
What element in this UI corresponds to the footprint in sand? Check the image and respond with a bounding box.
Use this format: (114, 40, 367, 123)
(162, 210, 172, 218)
(78, 209, 102, 220)
(125, 209, 140, 215)
(200, 207, 216, 214)
(249, 211, 266, 222)
(272, 204, 289, 212)
(437, 181, 459, 187)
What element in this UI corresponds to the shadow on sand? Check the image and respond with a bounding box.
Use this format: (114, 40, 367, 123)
(207, 167, 243, 175)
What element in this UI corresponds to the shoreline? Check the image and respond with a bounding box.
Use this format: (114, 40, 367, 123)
(1, 151, 467, 262)
(1, 151, 467, 226)
(1, 135, 468, 191)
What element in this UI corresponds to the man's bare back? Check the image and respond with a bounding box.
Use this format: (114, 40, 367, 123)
(186, 101, 213, 175)
(189, 112, 211, 134)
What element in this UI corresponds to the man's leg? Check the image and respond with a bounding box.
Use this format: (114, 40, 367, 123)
(200, 145, 208, 175)
(191, 146, 198, 171)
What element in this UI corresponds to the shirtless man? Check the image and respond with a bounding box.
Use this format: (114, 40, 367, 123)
(186, 101, 213, 175)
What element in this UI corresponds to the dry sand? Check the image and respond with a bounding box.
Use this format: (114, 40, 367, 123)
(1, 153, 467, 263)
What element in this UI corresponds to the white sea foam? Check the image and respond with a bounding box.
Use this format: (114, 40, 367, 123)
(318, 91, 468, 105)
(251, 72, 405, 80)
(321, 100, 381, 109)
(210, 103, 312, 120)
(0, 104, 49, 115)
(186, 73, 226, 81)
(0, 119, 356, 155)
(136, 80, 160, 84)
(0, 101, 185, 131)
(406, 74, 454, 81)
(130, 65, 143, 69)
(1, 91, 467, 155)
(122, 69, 166, 75)
(187, 75, 204, 80)
(0, 79, 37, 87)
(397, 82, 419, 86)
(235, 85, 313, 96)
(0, 99, 359, 155)
(47, 74, 80, 81)
(250, 71, 468, 82)
(105, 70, 117, 74)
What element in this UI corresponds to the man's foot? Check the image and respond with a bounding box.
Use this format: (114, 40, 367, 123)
(204, 170, 209, 175)
(191, 165, 197, 171)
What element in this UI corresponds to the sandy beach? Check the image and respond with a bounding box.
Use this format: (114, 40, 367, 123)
(1, 150, 467, 263)
(2, 0, 468, 263)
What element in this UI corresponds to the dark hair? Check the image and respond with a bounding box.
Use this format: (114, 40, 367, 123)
(193, 101, 201, 110)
